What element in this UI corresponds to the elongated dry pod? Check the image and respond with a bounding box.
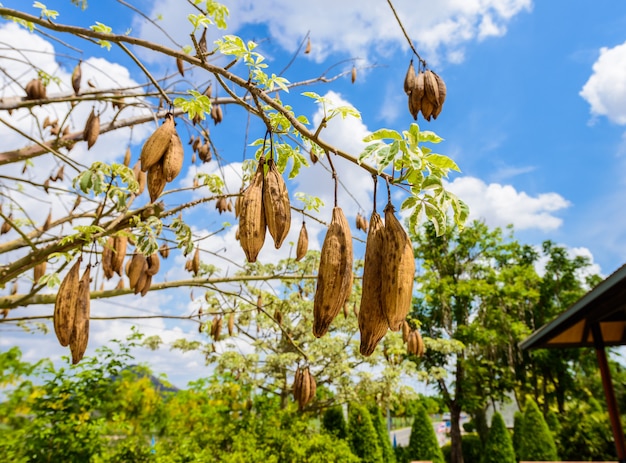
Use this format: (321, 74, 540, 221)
(112, 235, 127, 276)
(295, 222, 308, 261)
(33, 261, 47, 285)
(312, 207, 353, 338)
(358, 211, 388, 356)
(147, 161, 167, 203)
(238, 158, 266, 262)
(423, 70, 440, 107)
(54, 257, 82, 347)
(71, 61, 82, 94)
(102, 237, 115, 280)
(381, 202, 415, 331)
(140, 115, 175, 172)
(163, 131, 184, 182)
(403, 60, 416, 95)
(84, 109, 100, 150)
(263, 158, 291, 249)
(70, 265, 91, 364)
(431, 71, 447, 120)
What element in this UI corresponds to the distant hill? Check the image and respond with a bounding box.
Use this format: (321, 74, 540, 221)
(111, 365, 180, 394)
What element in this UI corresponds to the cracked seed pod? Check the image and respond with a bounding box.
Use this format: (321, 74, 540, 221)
(313, 207, 353, 338)
(123, 146, 131, 167)
(83, 109, 100, 150)
(293, 367, 303, 404)
(70, 265, 91, 364)
(159, 243, 170, 259)
(198, 142, 211, 163)
(239, 158, 267, 262)
(102, 237, 115, 280)
(407, 330, 418, 356)
(401, 320, 410, 343)
(216, 196, 228, 214)
(163, 131, 184, 182)
(176, 57, 184, 77)
(147, 161, 167, 203)
(409, 71, 425, 120)
(381, 202, 415, 331)
(54, 257, 82, 347)
(404, 60, 416, 95)
(431, 71, 447, 120)
(25, 78, 46, 100)
(192, 247, 201, 276)
(415, 330, 425, 357)
(33, 261, 47, 285)
(146, 252, 160, 276)
(127, 252, 148, 291)
(228, 312, 235, 336)
(192, 136, 201, 153)
(423, 70, 440, 108)
(295, 221, 308, 261)
(71, 61, 82, 94)
(139, 274, 152, 297)
(211, 104, 223, 125)
(112, 235, 127, 276)
(263, 158, 291, 249)
(358, 211, 388, 356)
(140, 115, 175, 172)
(211, 316, 222, 341)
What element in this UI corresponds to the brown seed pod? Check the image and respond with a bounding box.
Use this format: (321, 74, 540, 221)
(71, 61, 82, 94)
(42, 210, 52, 232)
(409, 71, 425, 120)
(134, 269, 148, 295)
(162, 131, 184, 182)
(176, 57, 185, 77)
(159, 243, 170, 259)
(70, 265, 91, 364)
(211, 315, 222, 341)
(216, 196, 229, 214)
(401, 320, 410, 343)
(140, 115, 175, 172)
(293, 367, 303, 403)
(407, 330, 418, 356)
(228, 312, 235, 336)
(0, 215, 11, 235)
(132, 162, 146, 195)
(102, 237, 115, 280)
(192, 247, 201, 276)
(83, 109, 100, 150)
(54, 257, 82, 347)
(146, 252, 160, 276)
(381, 202, 415, 331)
(313, 207, 353, 338)
(54, 165, 65, 182)
(309, 151, 319, 164)
(123, 146, 131, 167)
(299, 367, 311, 410)
(139, 274, 152, 297)
(358, 212, 388, 356)
(307, 369, 317, 405)
(115, 278, 124, 290)
(112, 235, 127, 276)
(211, 104, 223, 125)
(423, 70, 440, 107)
(147, 161, 167, 203)
(238, 158, 267, 263)
(127, 253, 148, 291)
(33, 261, 47, 285)
(304, 37, 311, 54)
(263, 158, 291, 249)
(257, 294, 263, 313)
(295, 221, 308, 261)
(274, 308, 283, 326)
(431, 72, 447, 120)
(420, 97, 435, 121)
(404, 60, 416, 95)
(415, 330, 425, 357)
(25, 78, 46, 100)
(198, 142, 211, 163)
(351, 66, 357, 84)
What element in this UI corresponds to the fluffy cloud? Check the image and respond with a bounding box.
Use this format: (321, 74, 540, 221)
(446, 176, 570, 231)
(580, 41, 626, 124)
(138, 0, 532, 64)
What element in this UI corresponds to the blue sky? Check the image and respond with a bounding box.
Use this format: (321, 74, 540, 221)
(2, 0, 626, 386)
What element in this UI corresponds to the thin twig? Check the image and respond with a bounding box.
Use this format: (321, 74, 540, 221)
(386, 0, 427, 67)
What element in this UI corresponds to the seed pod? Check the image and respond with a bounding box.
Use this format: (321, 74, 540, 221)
(42, 210, 52, 231)
(176, 57, 184, 77)
(83, 109, 100, 150)
(70, 265, 91, 364)
(127, 253, 148, 291)
(257, 294, 263, 313)
(163, 131, 184, 182)
(409, 72, 425, 120)
(139, 274, 152, 297)
(238, 158, 266, 262)
(401, 320, 410, 343)
(140, 115, 175, 172)
(102, 236, 115, 280)
(198, 142, 211, 163)
(112, 235, 127, 276)
(274, 308, 283, 326)
(25, 78, 46, 100)
(309, 151, 319, 164)
(313, 207, 353, 338)
(159, 243, 170, 259)
(115, 278, 124, 290)
(54, 257, 82, 347)
(228, 312, 235, 336)
(147, 161, 167, 203)
(307, 369, 317, 405)
(415, 330, 425, 357)
(358, 212, 388, 356)
(211, 104, 223, 125)
(33, 261, 47, 285)
(123, 146, 131, 167)
(420, 97, 435, 121)
(71, 61, 82, 94)
(423, 70, 440, 107)
(192, 247, 201, 276)
(234, 190, 243, 218)
(134, 269, 148, 295)
(381, 202, 415, 331)
(216, 196, 228, 214)
(293, 367, 303, 403)
(295, 222, 308, 261)
(304, 37, 311, 54)
(0, 215, 11, 235)
(431, 71, 447, 120)
(403, 60, 416, 95)
(299, 367, 311, 410)
(54, 165, 65, 182)
(407, 330, 418, 356)
(211, 315, 222, 341)
(146, 252, 160, 276)
(263, 158, 291, 249)
(132, 162, 146, 195)
(351, 66, 357, 84)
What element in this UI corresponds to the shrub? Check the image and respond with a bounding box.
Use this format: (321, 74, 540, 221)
(347, 403, 383, 463)
(518, 399, 558, 461)
(322, 405, 347, 439)
(369, 404, 396, 463)
(406, 402, 444, 463)
(481, 412, 514, 463)
(512, 411, 523, 461)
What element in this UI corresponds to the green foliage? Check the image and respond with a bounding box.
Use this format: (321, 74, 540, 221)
(481, 413, 514, 463)
(512, 411, 523, 461)
(406, 402, 444, 463)
(442, 434, 483, 463)
(322, 405, 348, 439)
(347, 403, 383, 463)
(369, 404, 396, 463)
(518, 399, 558, 461)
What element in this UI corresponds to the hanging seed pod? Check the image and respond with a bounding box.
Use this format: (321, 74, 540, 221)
(263, 158, 291, 249)
(70, 265, 91, 364)
(299, 368, 310, 410)
(146, 252, 160, 276)
(234, 189, 243, 218)
(382, 202, 415, 331)
(71, 61, 82, 94)
(192, 247, 201, 276)
(134, 268, 149, 295)
(401, 320, 410, 343)
(215, 196, 228, 214)
(33, 261, 47, 285)
(42, 210, 52, 232)
(25, 78, 46, 100)
(304, 37, 311, 54)
(83, 108, 100, 150)
(293, 367, 303, 403)
(162, 131, 184, 182)
(112, 236, 127, 276)
(239, 158, 267, 262)
(409, 71, 425, 120)
(185, 258, 193, 273)
(123, 146, 131, 167)
(147, 161, 167, 203)
(431, 71, 447, 120)
(159, 243, 170, 259)
(203, 83, 212, 98)
(198, 28, 208, 55)
(198, 142, 211, 163)
(211, 315, 222, 341)
(351, 66, 357, 84)
(403, 60, 416, 95)
(43, 116, 51, 128)
(415, 330, 425, 357)
(176, 57, 185, 77)
(0, 215, 11, 235)
(191, 151, 197, 164)
(295, 221, 308, 261)
(116, 278, 124, 290)
(309, 150, 319, 164)
(423, 70, 440, 107)
(228, 312, 235, 336)
(140, 115, 175, 172)
(358, 211, 388, 356)
(257, 294, 263, 314)
(54, 165, 65, 182)
(313, 207, 353, 338)
(53, 257, 82, 347)
(139, 274, 152, 297)
(274, 308, 283, 326)
(127, 252, 148, 291)
(102, 236, 115, 280)
(211, 104, 223, 125)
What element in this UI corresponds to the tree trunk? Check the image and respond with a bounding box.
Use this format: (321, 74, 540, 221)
(450, 402, 464, 463)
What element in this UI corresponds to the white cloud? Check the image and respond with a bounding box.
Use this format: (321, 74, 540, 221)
(580, 41, 626, 124)
(139, 0, 532, 64)
(446, 176, 570, 231)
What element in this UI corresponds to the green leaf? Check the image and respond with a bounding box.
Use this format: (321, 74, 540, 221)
(425, 154, 460, 172)
(363, 128, 402, 143)
(419, 130, 444, 144)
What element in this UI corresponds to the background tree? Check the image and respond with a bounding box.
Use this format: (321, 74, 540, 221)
(348, 403, 383, 463)
(369, 403, 397, 463)
(481, 412, 515, 463)
(405, 402, 444, 463)
(322, 405, 348, 439)
(517, 398, 558, 461)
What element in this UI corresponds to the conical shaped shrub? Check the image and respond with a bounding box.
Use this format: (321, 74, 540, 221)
(407, 402, 444, 463)
(347, 403, 382, 463)
(481, 412, 515, 463)
(518, 399, 558, 461)
(369, 404, 396, 463)
(322, 405, 347, 439)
